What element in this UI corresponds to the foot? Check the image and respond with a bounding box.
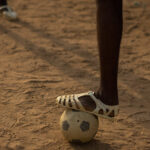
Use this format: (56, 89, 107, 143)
(0, 5, 17, 20)
(56, 91, 119, 120)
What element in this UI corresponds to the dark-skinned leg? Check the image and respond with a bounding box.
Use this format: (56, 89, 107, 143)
(56, 0, 123, 117)
(0, 0, 7, 6)
(78, 0, 123, 106)
(95, 0, 123, 106)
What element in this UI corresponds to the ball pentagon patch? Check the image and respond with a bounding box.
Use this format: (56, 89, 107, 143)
(80, 121, 90, 131)
(62, 120, 70, 131)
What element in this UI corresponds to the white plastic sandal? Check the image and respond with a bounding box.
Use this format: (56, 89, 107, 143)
(56, 91, 119, 120)
(0, 5, 17, 20)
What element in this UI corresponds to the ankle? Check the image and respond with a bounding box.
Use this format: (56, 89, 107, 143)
(94, 90, 119, 106)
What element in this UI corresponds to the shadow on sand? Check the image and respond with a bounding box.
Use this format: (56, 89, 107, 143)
(70, 139, 114, 150)
(0, 22, 99, 89)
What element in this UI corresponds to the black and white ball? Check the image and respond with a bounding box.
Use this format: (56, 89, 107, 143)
(60, 109, 99, 143)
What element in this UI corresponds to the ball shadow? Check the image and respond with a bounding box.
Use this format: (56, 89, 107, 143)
(70, 139, 114, 150)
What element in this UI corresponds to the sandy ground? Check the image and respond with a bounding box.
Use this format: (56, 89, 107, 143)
(0, 0, 150, 149)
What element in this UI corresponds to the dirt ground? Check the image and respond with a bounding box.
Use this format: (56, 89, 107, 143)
(0, 0, 150, 149)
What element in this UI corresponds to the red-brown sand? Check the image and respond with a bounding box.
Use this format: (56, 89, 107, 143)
(0, 0, 150, 149)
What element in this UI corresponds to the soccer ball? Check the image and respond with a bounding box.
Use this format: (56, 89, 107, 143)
(60, 109, 99, 143)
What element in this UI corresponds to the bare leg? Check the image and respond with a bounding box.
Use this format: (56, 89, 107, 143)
(0, 0, 7, 6)
(95, 0, 123, 106)
(56, 0, 123, 118)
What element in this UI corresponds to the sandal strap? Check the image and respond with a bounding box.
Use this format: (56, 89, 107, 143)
(0, 5, 10, 11)
(56, 91, 119, 118)
(88, 91, 119, 116)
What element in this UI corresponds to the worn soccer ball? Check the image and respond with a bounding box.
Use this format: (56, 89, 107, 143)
(60, 109, 99, 143)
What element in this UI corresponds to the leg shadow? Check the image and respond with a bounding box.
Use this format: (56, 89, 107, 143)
(0, 23, 99, 89)
(15, 19, 98, 69)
